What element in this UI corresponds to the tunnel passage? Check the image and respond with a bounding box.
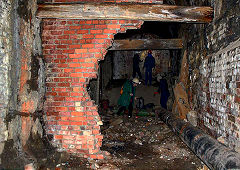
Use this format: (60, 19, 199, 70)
(87, 21, 183, 123)
(85, 23, 209, 169)
(2, 0, 240, 169)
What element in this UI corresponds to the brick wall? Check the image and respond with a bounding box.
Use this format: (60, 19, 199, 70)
(197, 41, 240, 149)
(42, 19, 143, 158)
(179, 0, 240, 150)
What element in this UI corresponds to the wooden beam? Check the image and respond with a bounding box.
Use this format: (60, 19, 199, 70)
(108, 39, 183, 50)
(37, 3, 213, 23)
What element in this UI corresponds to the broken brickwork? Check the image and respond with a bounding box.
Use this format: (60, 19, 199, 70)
(180, 0, 240, 150)
(42, 18, 143, 158)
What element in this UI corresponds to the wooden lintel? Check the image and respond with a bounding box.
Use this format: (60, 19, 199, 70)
(37, 3, 213, 23)
(108, 39, 183, 50)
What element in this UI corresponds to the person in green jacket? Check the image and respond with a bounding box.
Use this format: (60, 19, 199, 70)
(117, 78, 141, 118)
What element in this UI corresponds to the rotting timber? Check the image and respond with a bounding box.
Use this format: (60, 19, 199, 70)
(37, 3, 213, 23)
(109, 39, 183, 50)
(156, 108, 240, 170)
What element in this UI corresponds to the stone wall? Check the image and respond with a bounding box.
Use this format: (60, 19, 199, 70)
(0, 0, 46, 167)
(180, 0, 240, 150)
(0, 0, 12, 158)
(112, 50, 170, 80)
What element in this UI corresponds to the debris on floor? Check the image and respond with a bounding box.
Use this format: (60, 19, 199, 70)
(91, 107, 207, 170)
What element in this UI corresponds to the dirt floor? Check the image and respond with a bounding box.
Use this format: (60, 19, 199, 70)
(94, 113, 206, 170)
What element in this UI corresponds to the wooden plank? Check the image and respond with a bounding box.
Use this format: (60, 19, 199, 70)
(108, 39, 183, 50)
(37, 3, 213, 23)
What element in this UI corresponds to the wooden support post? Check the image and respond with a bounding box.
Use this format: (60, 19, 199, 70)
(37, 3, 213, 23)
(108, 39, 183, 50)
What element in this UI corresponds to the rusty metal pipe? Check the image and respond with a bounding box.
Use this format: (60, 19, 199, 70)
(156, 108, 240, 170)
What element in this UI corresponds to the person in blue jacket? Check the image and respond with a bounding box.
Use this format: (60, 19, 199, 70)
(144, 50, 155, 86)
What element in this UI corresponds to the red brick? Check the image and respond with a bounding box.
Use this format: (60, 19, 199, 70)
(81, 25, 94, 29)
(57, 45, 68, 49)
(92, 39, 105, 43)
(82, 34, 94, 39)
(90, 30, 103, 34)
(53, 87, 68, 92)
(86, 20, 92, 24)
(90, 155, 97, 159)
(95, 44, 105, 48)
(77, 30, 89, 34)
(70, 92, 83, 97)
(71, 112, 84, 116)
(81, 63, 95, 68)
(92, 130, 99, 135)
(95, 34, 109, 39)
(69, 63, 81, 67)
(107, 24, 121, 29)
(70, 117, 86, 121)
(69, 54, 81, 58)
(62, 49, 75, 53)
(69, 44, 82, 49)
(55, 135, 63, 139)
(69, 26, 81, 30)
(88, 49, 102, 53)
(54, 97, 65, 101)
(57, 35, 69, 39)
(70, 121, 83, 125)
(70, 73, 83, 77)
(64, 30, 76, 34)
(95, 25, 107, 29)
(58, 83, 70, 87)
(63, 68, 74, 73)
(62, 135, 75, 140)
(60, 40, 72, 44)
(103, 29, 117, 34)
(75, 49, 88, 53)
(82, 44, 94, 48)
(58, 121, 70, 125)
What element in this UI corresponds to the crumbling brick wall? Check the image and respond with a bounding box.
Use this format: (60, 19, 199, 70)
(179, 0, 240, 150)
(42, 18, 143, 158)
